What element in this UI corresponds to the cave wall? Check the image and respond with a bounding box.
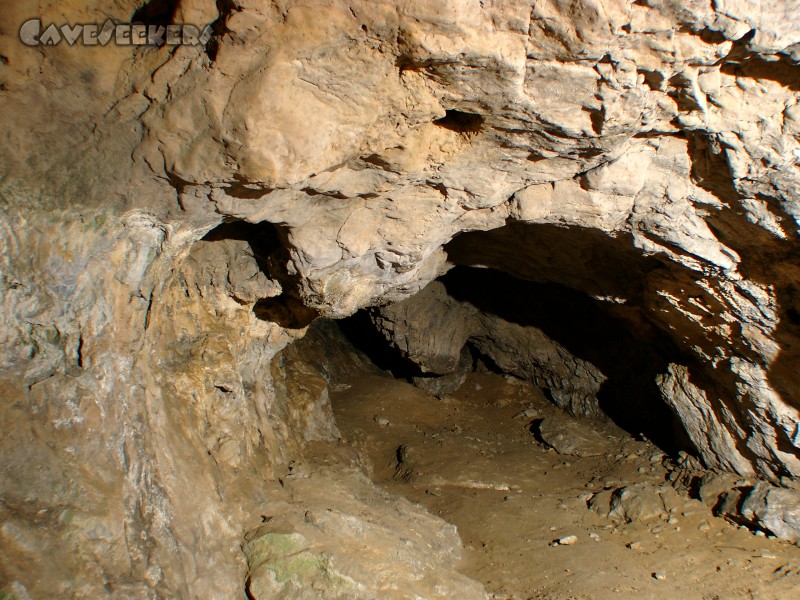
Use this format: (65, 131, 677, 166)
(1, 0, 800, 596)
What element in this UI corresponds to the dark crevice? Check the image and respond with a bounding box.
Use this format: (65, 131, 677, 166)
(205, 0, 242, 62)
(433, 110, 485, 134)
(337, 310, 426, 380)
(395, 55, 457, 74)
(301, 187, 348, 200)
(667, 72, 704, 112)
(221, 183, 273, 199)
(201, 219, 282, 274)
(438, 266, 693, 454)
(466, 342, 506, 375)
(253, 297, 318, 329)
(360, 153, 397, 171)
(132, 0, 180, 26)
(678, 25, 729, 45)
(200, 220, 319, 330)
(720, 56, 800, 91)
(715, 30, 800, 91)
(639, 69, 665, 92)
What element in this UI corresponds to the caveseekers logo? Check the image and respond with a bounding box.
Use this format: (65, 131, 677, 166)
(19, 18, 213, 47)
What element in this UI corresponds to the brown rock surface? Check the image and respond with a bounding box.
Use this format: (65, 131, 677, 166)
(2, 0, 800, 596)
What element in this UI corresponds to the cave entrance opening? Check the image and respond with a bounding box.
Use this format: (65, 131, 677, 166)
(332, 221, 694, 456)
(193, 217, 694, 462)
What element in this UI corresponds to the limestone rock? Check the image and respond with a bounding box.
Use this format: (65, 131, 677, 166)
(537, 414, 610, 458)
(740, 485, 800, 542)
(2, 0, 800, 594)
(245, 459, 486, 600)
(371, 279, 607, 417)
(591, 483, 689, 524)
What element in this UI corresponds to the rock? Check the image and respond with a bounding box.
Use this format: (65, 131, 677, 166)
(653, 572, 667, 581)
(411, 347, 472, 397)
(372, 281, 607, 417)
(557, 535, 578, 546)
(513, 408, 540, 421)
(739, 483, 800, 543)
(626, 542, 642, 551)
(244, 464, 486, 599)
(537, 414, 610, 457)
(592, 483, 688, 524)
(674, 470, 800, 543)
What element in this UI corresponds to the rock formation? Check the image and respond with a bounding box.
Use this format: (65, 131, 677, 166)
(1, 0, 800, 596)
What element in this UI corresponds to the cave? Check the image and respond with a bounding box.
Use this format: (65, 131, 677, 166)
(3, 1, 800, 598)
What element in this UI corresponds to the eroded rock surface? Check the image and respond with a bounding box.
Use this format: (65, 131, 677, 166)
(243, 446, 486, 600)
(1, 0, 800, 596)
(371, 280, 607, 416)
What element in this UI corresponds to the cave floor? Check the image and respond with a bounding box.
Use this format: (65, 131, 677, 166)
(331, 371, 800, 600)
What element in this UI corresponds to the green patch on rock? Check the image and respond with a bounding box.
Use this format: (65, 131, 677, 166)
(244, 531, 360, 600)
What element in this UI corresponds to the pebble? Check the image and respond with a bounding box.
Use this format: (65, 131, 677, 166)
(668, 517, 678, 525)
(698, 522, 711, 532)
(513, 408, 538, 420)
(556, 535, 578, 546)
(755, 530, 766, 537)
(589, 532, 601, 541)
(374, 416, 390, 427)
(652, 572, 667, 581)
(626, 541, 641, 550)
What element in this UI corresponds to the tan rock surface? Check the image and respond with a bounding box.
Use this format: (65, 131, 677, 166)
(1, 0, 800, 596)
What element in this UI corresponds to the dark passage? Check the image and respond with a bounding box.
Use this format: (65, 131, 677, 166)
(438, 266, 690, 453)
(200, 219, 318, 329)
(336, 222, 699, 456)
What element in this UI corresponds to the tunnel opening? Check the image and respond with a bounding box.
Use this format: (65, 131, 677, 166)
(327, 222, 697, 457)
(333, 268, 689, 455)
(437, 266, 689, 453)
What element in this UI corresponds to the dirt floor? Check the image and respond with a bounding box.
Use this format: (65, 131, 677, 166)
(331, 371, 800, 600)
